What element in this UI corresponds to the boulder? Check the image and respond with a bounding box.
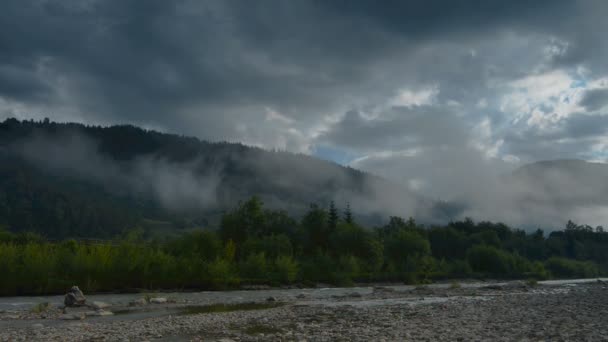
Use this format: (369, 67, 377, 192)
(266, 296, 278, 302)
(64, 286, 86, 307)
(149, 297, 167, 304)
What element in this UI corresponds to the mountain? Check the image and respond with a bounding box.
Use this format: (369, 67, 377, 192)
(0, 118, 430, 238)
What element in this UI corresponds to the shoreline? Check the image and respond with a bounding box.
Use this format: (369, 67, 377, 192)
(1, 278, 607, 341)
(1, 277, 605, 299)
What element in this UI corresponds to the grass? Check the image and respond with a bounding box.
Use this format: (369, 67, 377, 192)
(526, 278, 539, 287)
(31, 302, 51, 313)
(180, 302, 283, 315)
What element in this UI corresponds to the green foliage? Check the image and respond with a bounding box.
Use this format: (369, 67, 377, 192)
(467, 245, 512, 276)
(344, 202, 353, 224)
(206, 258, 239, 289)
(239, 252, 269, 282)
(241, 235, 293, 260)
(328, 201, 338, 230)
(0, 197, 606, 296)
(31, 302, 51, 313)
(545, 257, 600, 279)
(329, 223, 383, 272)
(526, 278, 539, 287)
(272, 256, 299, 283)
(384, 229, 430, 269)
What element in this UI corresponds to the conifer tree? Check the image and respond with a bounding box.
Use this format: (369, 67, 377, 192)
(344, 202, 353, 224)
(328, 201, 338, 229)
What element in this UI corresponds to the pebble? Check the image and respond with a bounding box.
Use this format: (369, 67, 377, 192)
(2, 283, 607, 341)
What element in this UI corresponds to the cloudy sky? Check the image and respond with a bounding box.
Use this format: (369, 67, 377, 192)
(2, 0, 608, 199)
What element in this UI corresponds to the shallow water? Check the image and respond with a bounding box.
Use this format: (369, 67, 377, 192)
(0, 278, 605, 312)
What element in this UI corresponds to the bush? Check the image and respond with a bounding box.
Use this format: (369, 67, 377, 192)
(467, 245, 512, 276)
(545, 257, 600, 279)
(446, 259, 473, 278)
(239, 252, 269, 282)
(384, 230, 431, 269)
(206, 258, 239, 289)
(272, 255, 298, 283)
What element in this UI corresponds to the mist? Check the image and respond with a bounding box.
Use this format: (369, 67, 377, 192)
(11, 131, 221, 212)
(3, 120, 608, 231)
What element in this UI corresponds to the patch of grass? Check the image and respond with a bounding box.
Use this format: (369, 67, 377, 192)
(243, 324, 283, 335)
(142, 293, 157, 303)
(31, 302, 52, 313)
(180, 302, 283, 315)
(526, 278, 539, 287)
(449, 281, 461, 289)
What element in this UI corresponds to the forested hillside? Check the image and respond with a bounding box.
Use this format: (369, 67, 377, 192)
(0, 118, 430, 238)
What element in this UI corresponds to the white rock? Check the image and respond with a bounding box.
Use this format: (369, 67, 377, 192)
(150, 297, 167, 304)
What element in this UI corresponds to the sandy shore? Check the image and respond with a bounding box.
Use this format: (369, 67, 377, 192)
(1, 280, 607, 341)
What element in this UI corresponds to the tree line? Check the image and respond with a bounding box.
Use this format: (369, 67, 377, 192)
(0, 197, 605, 296)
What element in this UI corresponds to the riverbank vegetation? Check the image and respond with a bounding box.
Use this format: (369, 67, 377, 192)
(0, 197, 606, 296)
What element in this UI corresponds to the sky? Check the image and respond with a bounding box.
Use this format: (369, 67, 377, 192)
(1, 0, 608, 200)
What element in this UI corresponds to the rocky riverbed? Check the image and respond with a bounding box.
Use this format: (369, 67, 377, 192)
(1, 280, 607, 341)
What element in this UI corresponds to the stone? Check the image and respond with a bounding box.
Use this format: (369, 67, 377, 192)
(296, 293, 307, 299)
(149, 297, 167, 304)
(90, 301, 111, 310)
(31, 324, 44, 329)
(64, 286, 87, 307)
(266, 296, 277, 302)
(129, 298, 148, 306)
(85, 310, 114, 317)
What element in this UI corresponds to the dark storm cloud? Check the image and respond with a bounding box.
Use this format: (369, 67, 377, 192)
(580, 89, 608, 112)
(318, 0, 574, 39)
(2, 0, 608, 227)
(0, 0, 588, 129)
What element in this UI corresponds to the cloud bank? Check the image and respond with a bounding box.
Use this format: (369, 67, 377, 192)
(2, 0, 608, 228)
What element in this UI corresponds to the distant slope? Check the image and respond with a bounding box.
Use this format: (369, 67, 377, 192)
(512, 159, 608, 207)
(0, 118, 429, 237)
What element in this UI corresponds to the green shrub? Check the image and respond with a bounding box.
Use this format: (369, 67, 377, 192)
(466, 245, 512, 276)
(446, 259, 473, 278)
(273, 256, 298, 283)
(545, 257, 600, 279)
(206, 258, 239, 289)
(239, 252, 269, 282)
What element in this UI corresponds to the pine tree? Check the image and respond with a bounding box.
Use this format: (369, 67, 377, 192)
(344, 202, 353, 224)
(328, 201, 338, 229)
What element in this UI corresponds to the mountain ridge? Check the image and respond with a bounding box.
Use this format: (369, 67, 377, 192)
(0, 118, 430, 237)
